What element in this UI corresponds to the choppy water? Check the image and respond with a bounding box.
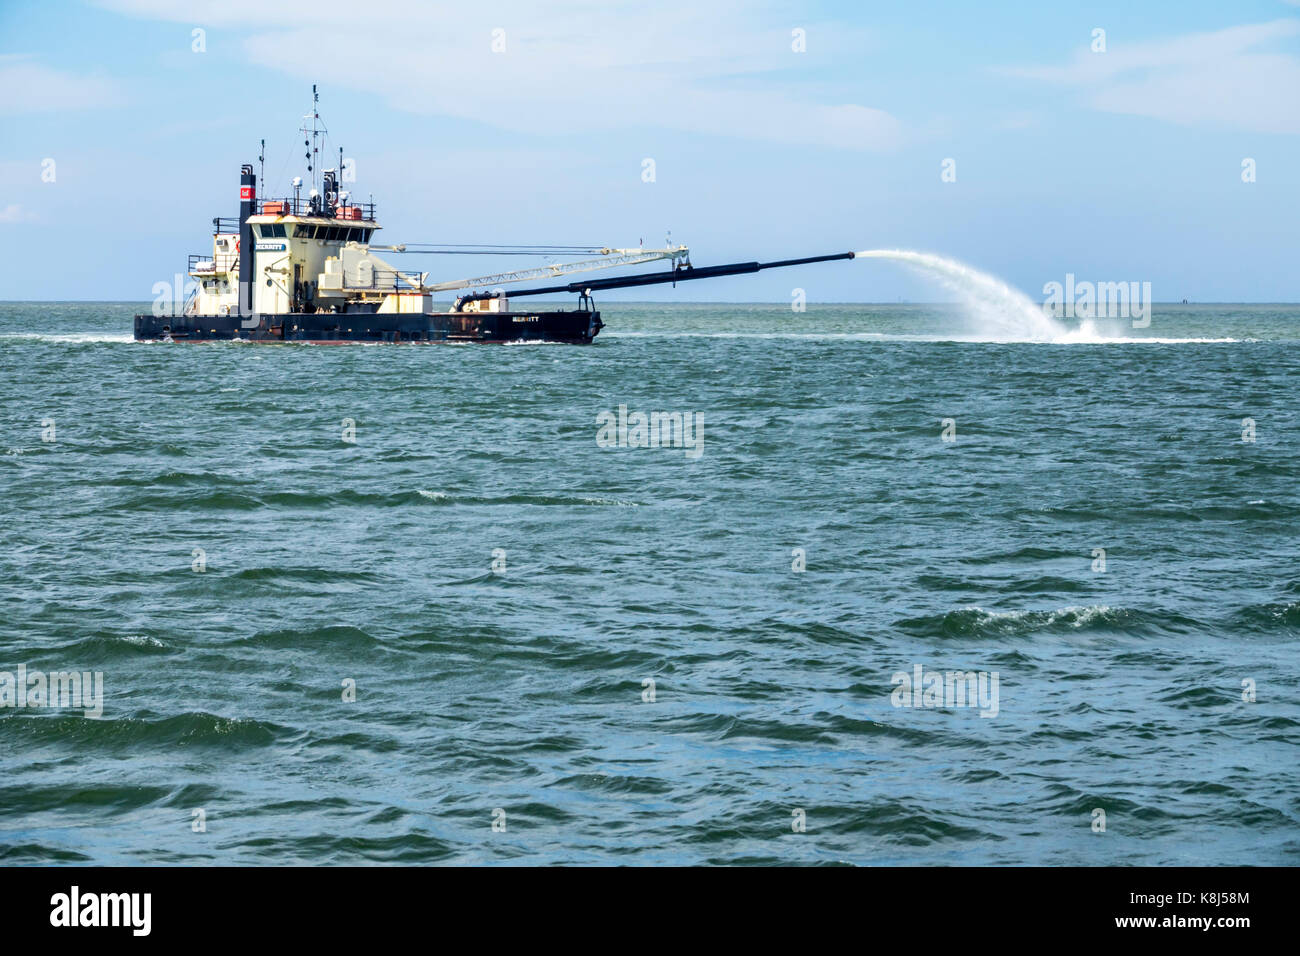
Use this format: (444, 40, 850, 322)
(1, 301, 1297, 865)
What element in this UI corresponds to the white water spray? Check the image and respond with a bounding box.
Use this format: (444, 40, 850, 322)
(855, 249, 1112, 343)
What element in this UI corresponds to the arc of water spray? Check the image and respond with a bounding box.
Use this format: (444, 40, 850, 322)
(855, 248, 1080, 342)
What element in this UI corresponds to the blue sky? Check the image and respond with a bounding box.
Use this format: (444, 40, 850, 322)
(1, 0, 1298, 302)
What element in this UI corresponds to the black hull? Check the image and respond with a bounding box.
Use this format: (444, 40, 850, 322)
(133, 310, 602, 344)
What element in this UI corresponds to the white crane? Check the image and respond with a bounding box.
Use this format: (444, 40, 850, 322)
(369, 244, 690, 293)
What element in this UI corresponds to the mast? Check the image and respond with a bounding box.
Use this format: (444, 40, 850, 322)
(300, 84, 323, 198)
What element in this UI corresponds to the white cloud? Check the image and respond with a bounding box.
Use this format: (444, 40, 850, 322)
(94, 0, 901, 150)
(0, 55, 124, 115)
(999, 19, 1300, 134)
(0, 204, 37, 223)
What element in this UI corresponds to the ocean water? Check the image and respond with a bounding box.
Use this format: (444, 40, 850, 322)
(1, 301, 1297, 865)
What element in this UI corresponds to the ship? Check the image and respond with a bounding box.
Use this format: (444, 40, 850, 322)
(134, 87, 854, 345)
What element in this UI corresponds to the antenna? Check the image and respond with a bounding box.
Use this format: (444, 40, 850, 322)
(300, 84, 325, 196)
(258, 138, 265, 198)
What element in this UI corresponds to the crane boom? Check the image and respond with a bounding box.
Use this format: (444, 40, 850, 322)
(453, 252, 856, 307)
(415, 246, 690, 293)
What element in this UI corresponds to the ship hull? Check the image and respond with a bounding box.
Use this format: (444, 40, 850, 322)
(133, 310, 602, 344)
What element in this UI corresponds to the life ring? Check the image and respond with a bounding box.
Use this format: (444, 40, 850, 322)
(236, 239, 241, 254)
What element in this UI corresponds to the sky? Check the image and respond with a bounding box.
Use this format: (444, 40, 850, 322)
(1, 0, 1298, 303)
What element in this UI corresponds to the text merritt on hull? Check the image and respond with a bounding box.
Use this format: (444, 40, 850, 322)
(134, 87, 856, 345)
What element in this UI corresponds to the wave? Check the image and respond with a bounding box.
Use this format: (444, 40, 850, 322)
(895, 605, 1204, 638)
(1233, 600, 1300, 632)
(240, 624, 381, 653)
(412, 490, 639, 507)
(0, 332, 137, 343)
(229, 566, 384, 584)
(0, 711, 284, 749)
(47, 633, 175, 664)
(113, 487, 639, 512)
(603, 330, 1239, 344)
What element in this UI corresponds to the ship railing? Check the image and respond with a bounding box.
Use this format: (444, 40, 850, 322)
(254, 197, 377, 220)
(345, 266, 426, 292)
(210, 201, 376, 234)
(189, 252, 238, 274)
